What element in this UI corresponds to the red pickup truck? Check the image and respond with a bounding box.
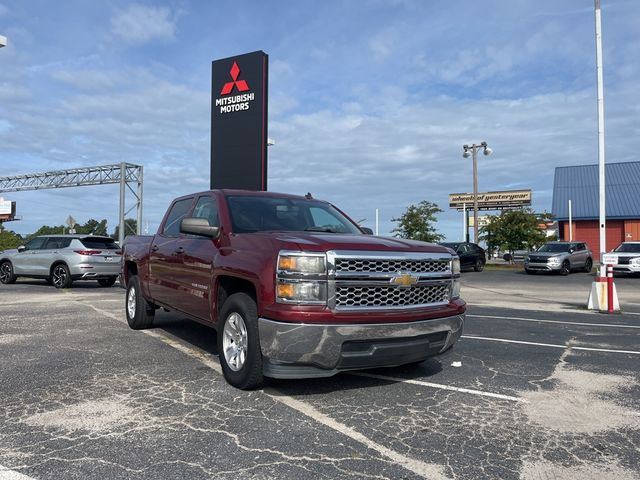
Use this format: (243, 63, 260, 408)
(122, 190, 465, 389)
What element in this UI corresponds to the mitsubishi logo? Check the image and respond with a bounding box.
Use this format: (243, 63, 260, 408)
(220, 62, 249, 95)
(390, 273, 418, 287)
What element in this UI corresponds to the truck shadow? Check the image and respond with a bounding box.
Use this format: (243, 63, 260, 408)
(148, 310, 447, 394)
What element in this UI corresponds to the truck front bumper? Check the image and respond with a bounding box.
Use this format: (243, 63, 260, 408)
(258, 314, 464, 379)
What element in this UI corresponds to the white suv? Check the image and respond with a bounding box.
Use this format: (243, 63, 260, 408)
(608, 242, 640, 275)
(0, 235, 121, 288)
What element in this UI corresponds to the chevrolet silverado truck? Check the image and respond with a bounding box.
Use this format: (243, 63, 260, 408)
(122, 190, 465, 389)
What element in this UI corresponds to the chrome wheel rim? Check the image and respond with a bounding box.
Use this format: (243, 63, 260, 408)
(52, 266, 67, 287)
(222, 312, 248, 372)
(127, 286, 136, 319)
(0, 263, 10, 282)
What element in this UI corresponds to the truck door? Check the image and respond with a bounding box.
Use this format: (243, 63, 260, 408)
(178, 194, 221, 322)
(148, 197, 194, 308)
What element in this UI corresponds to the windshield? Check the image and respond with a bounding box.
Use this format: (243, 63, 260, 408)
(440, 243, 460, 250)
(226, 195, 362, 234)
(614, 243, 640, 253)
(537, 243, 570, 253)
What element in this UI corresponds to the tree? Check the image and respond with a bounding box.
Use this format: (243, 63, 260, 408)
(391, 201, 444, 243)
(112, 219, 138, 241)
(76, 219, 108, 236)
(480, 209, 547, 260)
(25, 224, 66, 242)
(0, 224, 23, 251)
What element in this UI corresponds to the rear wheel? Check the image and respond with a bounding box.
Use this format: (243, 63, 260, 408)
(473, 258, 485, 272)
(125, 276, 155, 329)
(583, 258, 593, 273)
(51, 264, 72, 288)
(98, 276, 117, 287)
(217, 292, 264, 390)
(560, 261, 571, 276)
(0, 261, 16, 284)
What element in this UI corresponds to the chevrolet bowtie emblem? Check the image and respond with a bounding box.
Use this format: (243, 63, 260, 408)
(390, 274, 418, 287)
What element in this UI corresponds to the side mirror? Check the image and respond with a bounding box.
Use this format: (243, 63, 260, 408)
(569, 248, 575, 253)
(17, 246, 26, 252)
(180, 218, 220, 238)
(361, 227, 374, 235)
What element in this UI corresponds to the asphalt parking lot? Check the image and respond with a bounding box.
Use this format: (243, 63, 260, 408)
(1, 270, 639, 480)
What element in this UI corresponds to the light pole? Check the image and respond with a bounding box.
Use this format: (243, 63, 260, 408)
(462, 142, 492, 244)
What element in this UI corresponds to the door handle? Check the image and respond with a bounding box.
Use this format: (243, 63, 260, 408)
(175, 247, 185, 255)
(151, 245, 159, 252)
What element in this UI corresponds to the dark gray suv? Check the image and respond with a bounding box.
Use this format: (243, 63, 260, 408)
(524, 241, 593, 275)
(0, 235, 121, 288)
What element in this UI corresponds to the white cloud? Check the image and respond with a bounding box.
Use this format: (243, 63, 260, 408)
(110, 4, 177, 45)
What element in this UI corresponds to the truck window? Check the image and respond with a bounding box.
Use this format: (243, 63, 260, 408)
(193, 196, 219, 227)
(163, 198, 193, 237)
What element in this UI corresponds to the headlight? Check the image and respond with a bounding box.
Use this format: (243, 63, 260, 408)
(276, 251, 327, 304)
(452, 258, 460, 274)
(276, 281, 327, 304)
(278, 252, 326, 274)
(548, 257, 560, 264)
(451, 278, 461, 299)
(631, 257, 640, 265)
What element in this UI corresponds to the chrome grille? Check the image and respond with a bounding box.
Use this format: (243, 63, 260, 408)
(528, 256, 547, 263)
(336, 284, 450, 308)
(335, 258, 449, 273)
(618, 257, 631, 265)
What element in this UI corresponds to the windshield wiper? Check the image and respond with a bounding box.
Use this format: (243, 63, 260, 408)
(304, 226, 338, 233)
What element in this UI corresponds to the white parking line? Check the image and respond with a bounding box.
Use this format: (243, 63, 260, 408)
(79, 301, 450, 480)
(462, 335, 640, 355)
(349, 372, 525, 403)
(467, 313, 640, 329)
(0, 464, 35, 479)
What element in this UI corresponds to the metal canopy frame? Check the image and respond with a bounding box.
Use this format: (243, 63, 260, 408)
(0, 163, 143, 245)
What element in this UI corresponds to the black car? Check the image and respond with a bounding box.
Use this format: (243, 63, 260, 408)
(439, 242, 486, 272)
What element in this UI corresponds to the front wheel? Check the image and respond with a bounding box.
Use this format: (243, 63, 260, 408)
(583, 258, 593, 273)
(217, 292, 264, 390)
(51, 264, 72, 288)
(560, 261, 571, 276)
(0, 261, 16, 284)
(525, 268, 536, 275)
(98, 276, 117, 287)
(125, 276, 155, 329)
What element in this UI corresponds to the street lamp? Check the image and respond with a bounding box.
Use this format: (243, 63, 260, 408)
(462, 141, 492, 244)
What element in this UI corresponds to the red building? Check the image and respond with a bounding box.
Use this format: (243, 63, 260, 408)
(552, 161, 640, 261)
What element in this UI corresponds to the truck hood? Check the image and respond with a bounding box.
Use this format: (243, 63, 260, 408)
(248, 232, 450, 254)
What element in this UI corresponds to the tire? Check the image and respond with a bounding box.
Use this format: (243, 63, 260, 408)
(473, 259, 485, 272)
(560, 261, 571, 276)
(217, 292, 264, 390)
(51, 263, 72, 288)
(525, 268, 536, 275)
(98, 276, 117, 287)
(0, 261, 16, 284)
(125, 275, 155, 330)
(583, 258, 593, 273)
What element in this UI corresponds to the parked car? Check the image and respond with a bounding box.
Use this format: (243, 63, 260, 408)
(502, 250, 530, 262)
(524, 241, 592, 275)
(439, 242, 486, 272)
(122, 190, 465, 389)
(607, 242, 640, 275)
(0, 234, 121, 288)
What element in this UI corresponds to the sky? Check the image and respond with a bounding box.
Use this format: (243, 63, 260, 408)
(1, 0, 639, 241)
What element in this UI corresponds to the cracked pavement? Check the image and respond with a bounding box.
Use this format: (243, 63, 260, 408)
(1, 271, 639, 479)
